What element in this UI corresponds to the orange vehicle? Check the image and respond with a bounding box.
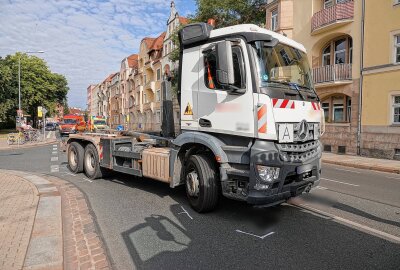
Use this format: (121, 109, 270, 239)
(59, 114, 86, 136)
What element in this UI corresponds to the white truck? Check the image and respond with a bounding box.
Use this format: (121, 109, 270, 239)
(66, 23, 324, 213)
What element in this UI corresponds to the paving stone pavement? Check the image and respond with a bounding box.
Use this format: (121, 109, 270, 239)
(0, 170, 112, 270)
(0, 172, 39, 270)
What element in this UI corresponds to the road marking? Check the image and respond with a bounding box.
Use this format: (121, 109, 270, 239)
(235, 230, 275, 240)
(82, 177, 93, 183)
(52, 144, 57, 147)
(321, 177, 359, 187)
(52, 151, 57, 155)
(51, 156, 58, 161)
(333, 167, 361, 174)
(50, 165, 59, 172)
(315, 186, 328, 190)
(385, 176, 400, 180)
(62, 172, 76, 177)
(290, 203, 400, 244)
(178, 206, 193, 220)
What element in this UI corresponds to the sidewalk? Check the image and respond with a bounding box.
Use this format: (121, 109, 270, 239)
(0, 131, 57, 150)
(0, 170, 112, 270)
(322, 152, 400, 174)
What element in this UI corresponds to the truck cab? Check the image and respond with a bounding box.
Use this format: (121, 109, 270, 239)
(60, 114, 86, 136)
(176, 23, 324, 207)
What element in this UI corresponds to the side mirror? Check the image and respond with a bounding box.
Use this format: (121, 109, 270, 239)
(216, 41, 234, 86)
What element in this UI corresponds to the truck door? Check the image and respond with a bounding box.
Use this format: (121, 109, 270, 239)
(196, 39, 255, 137)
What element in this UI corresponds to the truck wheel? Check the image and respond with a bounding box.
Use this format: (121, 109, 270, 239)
(83, 143, 103, 179)
(185, 154, 219, 213)
(68, 142, 84, 173)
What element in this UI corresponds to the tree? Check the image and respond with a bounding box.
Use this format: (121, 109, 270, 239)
(0, 53, 69, 127)
(191, 0, 266, 28)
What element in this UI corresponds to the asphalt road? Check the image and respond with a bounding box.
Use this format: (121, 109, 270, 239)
(0, 143, 399, 270)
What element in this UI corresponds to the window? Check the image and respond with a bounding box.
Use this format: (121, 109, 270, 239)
(156, 89, 161, 101)
(143, 93, 147, 103)
(322, 103, 330, 121)
(334, 38, 346, 64)
(393, 95, 400, 124)
(157, 68, 161, 81)
(203, 44, 246, 90)
(129, 96, 134, 108)
(321, 37, 352, 66)
(395, 34, 400, 63)
(346, 98, 352, 122)
(271, 9, 278, 31)
(333, 103, 344, 122)
(156, 110, 161, 123)
(322, 45, 331, 66)
(324, 0, 334, 9)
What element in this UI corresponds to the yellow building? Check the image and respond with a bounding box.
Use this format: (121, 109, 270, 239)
(361, 0, 400, 159)
(265, 0, 400, 159)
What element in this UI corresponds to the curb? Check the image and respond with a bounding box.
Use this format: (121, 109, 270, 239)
(0, 169, 63, 270)
(0, 139, 57, 151)
(322, 159, 400, 174)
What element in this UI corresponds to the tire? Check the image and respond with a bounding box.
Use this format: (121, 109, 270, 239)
(185, 154, 219, 213)
(68, 142, 84, 173)
(83, 143, 104, 179)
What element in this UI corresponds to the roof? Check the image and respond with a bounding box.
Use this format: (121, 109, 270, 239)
(179, 16, 188, 25)
(150, 32, 166, 50)
(102, 73, 115, 84)
(143, 37, 156, 49)
(127, 54, 138, 68)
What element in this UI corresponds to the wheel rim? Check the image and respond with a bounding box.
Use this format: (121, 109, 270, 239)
(186, 169, 200, 197)
(85, 151, 95, 174)
(69, 149, 77, 168)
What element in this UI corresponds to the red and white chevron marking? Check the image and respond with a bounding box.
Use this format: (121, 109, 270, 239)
(272, 98, 295, 109)
(311, 102, 321, 110)
(257, 104, 267, 133)
(99, 145, 103, 160)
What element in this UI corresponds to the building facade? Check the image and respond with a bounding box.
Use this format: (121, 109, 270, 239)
(90, 84, 100, 117)
(265, 0, 400, 159)
(109, 72, 121, 128)
(86, 85, 96, 114)
(361, 0, 400, 159)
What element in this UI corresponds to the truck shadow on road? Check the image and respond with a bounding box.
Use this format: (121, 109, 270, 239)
(107, 174, 400, 269)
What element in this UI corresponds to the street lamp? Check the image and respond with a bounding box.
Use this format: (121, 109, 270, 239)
(18, 50, 45, 112)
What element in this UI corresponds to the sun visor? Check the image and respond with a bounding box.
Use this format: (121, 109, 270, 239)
(179, 23, 213, 47)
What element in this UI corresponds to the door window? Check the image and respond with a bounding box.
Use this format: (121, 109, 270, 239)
(203, 44, 245, 90)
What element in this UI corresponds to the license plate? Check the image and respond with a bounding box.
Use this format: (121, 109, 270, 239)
(278, 124, 294, 143)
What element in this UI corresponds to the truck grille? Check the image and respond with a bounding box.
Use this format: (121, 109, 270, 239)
(276, 122, 320, 143)
(276, 140, 320, 163)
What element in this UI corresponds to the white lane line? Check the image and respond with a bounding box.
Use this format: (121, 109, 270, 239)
(82, 177, 93, 183)
(333, 167, 361, 174)
(62, 172, 76, 177)
(52, 144, 57, 147)
(321, 177, 359, 187)
(235, 230, 275, 240)
(385, 176, 400, 180)
(315, 186, 328, 190)
(51, 156, 58, 161)
(291, 203, 400, 244)
(178, 206, 193, 220)
(52, 151, 57, 155)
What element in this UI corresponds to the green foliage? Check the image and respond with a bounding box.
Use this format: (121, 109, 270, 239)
(0, 53, 69, 124)
(191, 0, 266, 28)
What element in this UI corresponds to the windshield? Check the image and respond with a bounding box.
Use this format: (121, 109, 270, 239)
(94, 120, 106, 125)
(253, 42, 313, 90)
(63, 119, 77, 124)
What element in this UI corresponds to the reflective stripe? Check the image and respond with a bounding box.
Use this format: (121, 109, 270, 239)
(257, 104, 267, 133)
(272, 98, 295, 109)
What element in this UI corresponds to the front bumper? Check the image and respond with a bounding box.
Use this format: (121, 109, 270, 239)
(220, 139, 321, 206)
(60, 129, 77, 134)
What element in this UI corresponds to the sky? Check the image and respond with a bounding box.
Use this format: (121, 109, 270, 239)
(0, 0, 196, 109)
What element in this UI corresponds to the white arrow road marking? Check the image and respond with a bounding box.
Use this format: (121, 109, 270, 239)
(235, 230, 275, 239)
(321, 177, 359, 187)
(177, 206, 193, 220)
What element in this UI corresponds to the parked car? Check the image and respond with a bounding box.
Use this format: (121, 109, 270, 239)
(45, 122, 58, 131)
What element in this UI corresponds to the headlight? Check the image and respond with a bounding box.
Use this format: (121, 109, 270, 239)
(257, 165, 280, 182)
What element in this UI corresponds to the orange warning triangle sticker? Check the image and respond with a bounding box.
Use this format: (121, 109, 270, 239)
(184, 103, 193, 115)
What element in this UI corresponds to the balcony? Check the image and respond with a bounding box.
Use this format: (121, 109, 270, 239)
(313, 64, 352, 87)
(311, 0, 354, 35)
(143, 102, 155, 113)
(145, 81, 156, 93)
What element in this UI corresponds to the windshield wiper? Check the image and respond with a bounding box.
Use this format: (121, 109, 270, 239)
(267, 80, 305, 100)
